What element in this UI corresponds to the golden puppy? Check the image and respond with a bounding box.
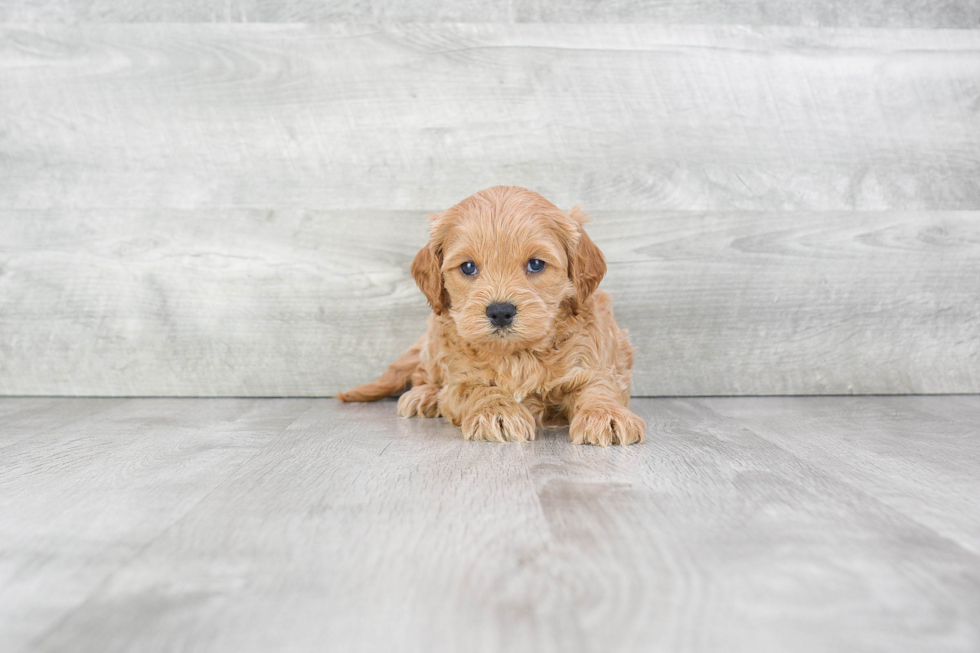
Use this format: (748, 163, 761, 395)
(340, 186, 644, 446)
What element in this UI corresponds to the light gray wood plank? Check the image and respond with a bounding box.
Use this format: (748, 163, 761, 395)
(0, 397, 313, 653)
(8, 396, 978, 653)
(698, 396, 980, 552)
(1, 208, 977, 396)
(1, 24, 978, 213)
(904, 395, 980, 430)
(630, 397, 980, 652)
(1, 0, 977, 27)
(0, 398, 127, 448)
(0, 397, 59, 420)
(515, 0, 980, 27)
(603, 210, 980, 395)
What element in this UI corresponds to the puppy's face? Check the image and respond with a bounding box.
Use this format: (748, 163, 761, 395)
(411, 187, 606, 351)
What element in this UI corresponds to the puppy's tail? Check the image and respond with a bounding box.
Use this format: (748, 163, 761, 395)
(337, 337, 422, 402)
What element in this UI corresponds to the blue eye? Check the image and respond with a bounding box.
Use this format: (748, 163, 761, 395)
(460, 261, 477, 276)
(527, 259, 546, 273)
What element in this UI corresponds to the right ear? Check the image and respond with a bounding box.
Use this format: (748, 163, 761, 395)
(411, 243, 448, 315)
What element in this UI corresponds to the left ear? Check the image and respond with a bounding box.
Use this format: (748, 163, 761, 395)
(565, 205, 606, 308)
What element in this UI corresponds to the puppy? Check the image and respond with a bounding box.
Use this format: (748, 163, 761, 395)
(339, 186, 644, 446)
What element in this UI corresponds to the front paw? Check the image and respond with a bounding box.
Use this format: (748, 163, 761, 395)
(462, 403, 536, 443)
(397, 384, 440, 418)
(569, 404, 645, 446)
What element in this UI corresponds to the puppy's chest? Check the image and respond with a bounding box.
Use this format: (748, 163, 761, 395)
(480, 353, 555, 398)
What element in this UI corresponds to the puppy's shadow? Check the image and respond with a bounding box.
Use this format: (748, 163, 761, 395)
(535, 426, 570, 443)
(392, 414, 461, 442)
(390, 411, 572, 447)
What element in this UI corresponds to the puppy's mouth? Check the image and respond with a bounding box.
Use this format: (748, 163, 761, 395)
(489, 324, 515, 337)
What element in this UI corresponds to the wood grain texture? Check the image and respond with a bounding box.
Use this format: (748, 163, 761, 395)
(1, 24, 979, 213)
(0, 397, 313, 653)
(1, 396, 978, 652)
(0, 397, 127, 448)
(1, 0, 978, 27)
(2, 208, 978, 396)
(2, 23, 979, 396)
(701, 396, 980, 552)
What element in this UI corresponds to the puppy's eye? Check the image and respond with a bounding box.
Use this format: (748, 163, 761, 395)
(526, 258, 546, 273)
(460, 261, 478, 276)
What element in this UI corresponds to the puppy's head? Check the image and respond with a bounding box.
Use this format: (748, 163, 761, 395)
(411, 186, 605, 350)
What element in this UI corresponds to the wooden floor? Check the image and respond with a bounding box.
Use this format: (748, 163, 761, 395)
(1, 396, 978, 652)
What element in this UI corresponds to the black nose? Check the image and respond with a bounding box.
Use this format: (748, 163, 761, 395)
(486, 302, 517, 327)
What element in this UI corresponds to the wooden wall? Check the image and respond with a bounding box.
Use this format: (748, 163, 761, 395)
(2, 1, 978, 27)
(1, 9, 978, 396)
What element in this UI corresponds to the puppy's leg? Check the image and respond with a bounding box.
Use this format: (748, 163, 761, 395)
(442, 384, 536, 443)
(565, 384, 645, 446)
(397, 384, 441, 418)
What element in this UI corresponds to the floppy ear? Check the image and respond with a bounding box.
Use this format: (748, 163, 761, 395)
(411, 243, 448, 315)
(566, 206, 606, 308)
(411, 210, 455, 315)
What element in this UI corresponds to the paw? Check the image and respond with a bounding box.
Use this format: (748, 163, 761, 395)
(462, 403, 537, 443)
(397, 385, 440, 418)
(569, 404, 645, 446)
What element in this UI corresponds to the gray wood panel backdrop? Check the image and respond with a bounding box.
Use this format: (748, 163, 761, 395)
(1, 3, 978, 397)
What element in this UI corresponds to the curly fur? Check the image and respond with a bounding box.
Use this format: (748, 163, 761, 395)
(339, 186, 645, 446)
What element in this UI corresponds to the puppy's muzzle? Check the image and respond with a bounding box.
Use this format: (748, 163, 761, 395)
(486, 302, 517, 328)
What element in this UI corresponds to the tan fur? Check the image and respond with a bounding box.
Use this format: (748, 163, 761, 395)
(339, 186, 645, 446)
